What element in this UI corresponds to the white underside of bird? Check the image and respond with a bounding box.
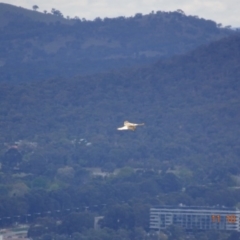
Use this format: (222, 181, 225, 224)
(117, 121, 144, 131)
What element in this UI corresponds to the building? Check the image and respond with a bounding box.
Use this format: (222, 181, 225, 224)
(150, 205, 240, 232)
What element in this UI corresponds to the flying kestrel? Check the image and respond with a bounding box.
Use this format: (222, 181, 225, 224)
(117, 121, 144, 131)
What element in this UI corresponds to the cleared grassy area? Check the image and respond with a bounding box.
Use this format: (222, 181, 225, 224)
(0, 3, 74, 28)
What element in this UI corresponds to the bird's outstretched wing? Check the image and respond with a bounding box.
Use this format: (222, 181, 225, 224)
(118, 121, 144, 131)
(117, 125, 136, 131)
(117, 126, 129, 130)
(124, 121, 144, 127)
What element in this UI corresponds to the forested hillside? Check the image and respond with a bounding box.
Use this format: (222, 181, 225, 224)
(1, 33, 240, 174)
(0, 3, 234, 83)
(1, 33, 240, 207)
(1, 5, 240, 239)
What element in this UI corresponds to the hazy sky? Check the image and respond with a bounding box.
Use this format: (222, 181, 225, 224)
(2, 0, 240, 27)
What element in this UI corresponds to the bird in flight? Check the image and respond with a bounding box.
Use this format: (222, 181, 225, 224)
(117, 121, 144, 131)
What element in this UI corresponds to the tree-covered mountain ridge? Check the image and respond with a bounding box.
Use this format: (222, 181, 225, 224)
(0, 3, 234, 82)
(1, 33, 240, 183)
(1, 30, 240, 240)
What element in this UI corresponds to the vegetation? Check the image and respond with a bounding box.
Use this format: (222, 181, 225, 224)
(0, 3, 234, 82)
(1, 3, 240, 240)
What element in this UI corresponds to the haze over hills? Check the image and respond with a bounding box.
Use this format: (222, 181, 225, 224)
(0, 3, 234, 83)
(1, 5, 240, 238)
(1, 33, 240, 180)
